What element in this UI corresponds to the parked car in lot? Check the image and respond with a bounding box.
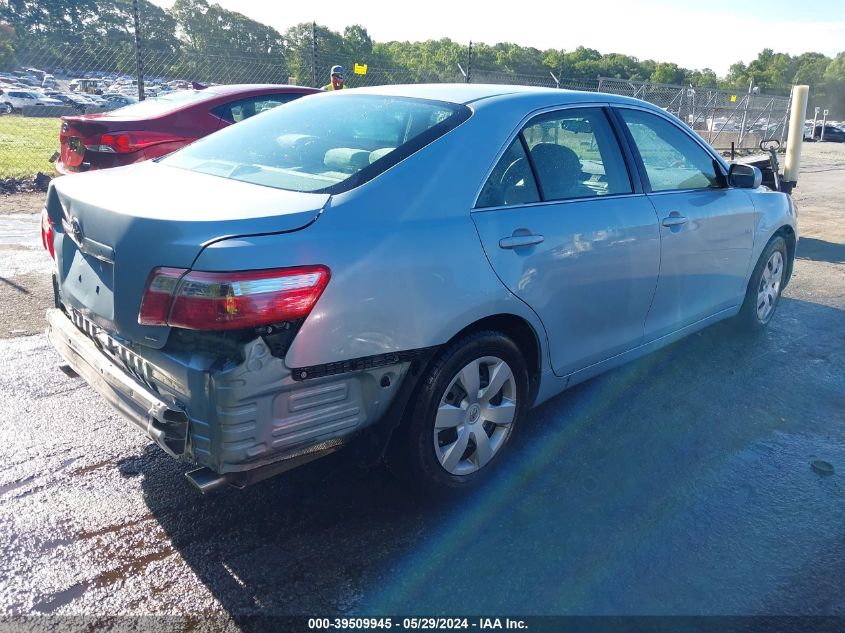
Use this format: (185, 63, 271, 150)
(43, 84, 797, 495)
(811, 125, 845, 142)
(2, 90, 62, 112)
(44, 91, 94, 113)
(57, 84, 320, 174)
(102, 94, 138, 109)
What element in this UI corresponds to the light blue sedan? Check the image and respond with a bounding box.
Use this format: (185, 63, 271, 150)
(43, 84, 797, 495)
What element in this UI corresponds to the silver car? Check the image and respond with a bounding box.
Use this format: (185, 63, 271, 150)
(43, 84, 797, 495)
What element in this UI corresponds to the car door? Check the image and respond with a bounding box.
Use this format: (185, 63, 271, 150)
(472, 106, 661, 377)
(614, 107, 755, 341)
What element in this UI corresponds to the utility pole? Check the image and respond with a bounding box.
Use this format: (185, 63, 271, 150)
(132, 0, 145, 101)
(311, 22, 317, 88)
(466, 41, 472, 84)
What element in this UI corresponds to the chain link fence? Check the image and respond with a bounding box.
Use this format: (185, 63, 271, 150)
(597, 77, 792, 153)
(2, 39, 795, 181)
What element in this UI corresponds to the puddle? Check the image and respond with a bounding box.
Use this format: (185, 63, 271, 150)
(0, 214, 41, 246)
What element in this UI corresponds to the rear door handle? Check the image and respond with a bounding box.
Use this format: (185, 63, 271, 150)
(499, 234, 545, 249)
(661, 214, 688, 227)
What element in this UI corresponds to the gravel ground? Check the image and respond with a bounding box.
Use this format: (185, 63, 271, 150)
(0, 191, 46, 216)
(0, 144, 843, 624)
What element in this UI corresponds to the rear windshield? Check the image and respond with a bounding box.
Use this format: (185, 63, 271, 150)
(101, 89, 216, 118)
(160, 94, 471, 193)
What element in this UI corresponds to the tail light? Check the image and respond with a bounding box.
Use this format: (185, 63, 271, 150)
(40, 208, 54, 260)
(84, 130, 186, 154)
(139, 266, 331, 331)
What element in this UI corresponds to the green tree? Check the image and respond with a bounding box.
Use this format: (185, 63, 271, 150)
(687, 68, 719, 87)
(0, 22, 16, 70)
(822, 52, 845, 117)
(650, 62, 685, 84)
(343, 24, 372, 63)
(792, 52, 829, 86)
(170, 0, 284, 56)
(169, 0, 286, 82)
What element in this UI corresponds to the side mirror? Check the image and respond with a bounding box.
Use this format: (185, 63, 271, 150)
(728, 163, 762, 189)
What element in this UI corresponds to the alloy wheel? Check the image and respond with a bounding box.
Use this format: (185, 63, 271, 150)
(433, 356, 517, 476)
(756, 250, 784, 323)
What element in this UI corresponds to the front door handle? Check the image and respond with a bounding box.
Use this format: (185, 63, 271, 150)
(661, 213, 688, 227)
(499, 234, 545, 249)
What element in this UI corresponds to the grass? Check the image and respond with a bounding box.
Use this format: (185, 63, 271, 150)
(0, 115, 62, 180)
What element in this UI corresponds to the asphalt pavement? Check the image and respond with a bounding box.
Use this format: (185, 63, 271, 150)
(0, 144, 843, 625)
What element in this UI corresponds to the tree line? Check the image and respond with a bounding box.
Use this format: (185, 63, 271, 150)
(1, 0, 843, 115)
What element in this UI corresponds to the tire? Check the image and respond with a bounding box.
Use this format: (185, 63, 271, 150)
(735, 235, 788, 332)
(391, 330, 529, 497)
(1, 103, 12, 115)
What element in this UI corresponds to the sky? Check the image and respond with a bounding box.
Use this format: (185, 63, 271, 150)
(147, 0, 845, 76)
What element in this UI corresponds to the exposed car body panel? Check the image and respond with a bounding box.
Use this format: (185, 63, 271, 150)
(46, 307, 410, 473)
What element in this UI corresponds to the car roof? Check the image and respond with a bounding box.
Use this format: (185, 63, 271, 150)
(199, 83, 319, 96)
(345, 83, 549, 104)
(335, 83, 661, 110)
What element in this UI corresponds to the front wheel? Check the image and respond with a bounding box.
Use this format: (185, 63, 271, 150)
(391, 331, 529, 496)
(735, 235, 788, 331)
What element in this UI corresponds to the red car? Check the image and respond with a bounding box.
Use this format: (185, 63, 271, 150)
(57, 84, 320, 174)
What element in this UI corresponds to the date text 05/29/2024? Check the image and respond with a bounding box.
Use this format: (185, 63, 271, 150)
(307, 617, 528, 630)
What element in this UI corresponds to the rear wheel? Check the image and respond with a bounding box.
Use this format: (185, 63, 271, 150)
(735, 235, 788, 331)
(392, 331, 529, 496)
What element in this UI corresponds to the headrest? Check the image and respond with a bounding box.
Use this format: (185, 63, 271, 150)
(323, 148, 371, 172)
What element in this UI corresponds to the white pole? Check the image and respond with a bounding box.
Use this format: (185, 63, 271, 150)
(783, 85, 809, 184)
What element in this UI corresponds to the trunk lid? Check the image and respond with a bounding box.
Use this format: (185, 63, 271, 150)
(48, 161, 327, 349)
(59, 115, 146, 170)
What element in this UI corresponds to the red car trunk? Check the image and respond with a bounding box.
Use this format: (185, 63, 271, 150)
(55, 85, 319, 174)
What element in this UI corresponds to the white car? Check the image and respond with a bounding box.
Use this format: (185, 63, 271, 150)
(1, 90, 62, 112)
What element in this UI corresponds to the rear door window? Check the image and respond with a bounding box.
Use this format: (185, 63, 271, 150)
(476, 107, 631, 208)
(522, 108, 632, 200)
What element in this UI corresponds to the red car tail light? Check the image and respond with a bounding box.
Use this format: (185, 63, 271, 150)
(139, 266, 331, 331)
(85, 131, 186, 154)
(40, 208, 55, 260)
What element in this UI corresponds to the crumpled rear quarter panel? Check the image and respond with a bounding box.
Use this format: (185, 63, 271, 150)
(200, 339, 409, 473)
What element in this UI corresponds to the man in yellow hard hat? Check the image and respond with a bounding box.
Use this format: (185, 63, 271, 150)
(323, 65, 347, 91)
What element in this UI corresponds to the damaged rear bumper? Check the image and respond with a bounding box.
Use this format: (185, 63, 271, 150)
(45, 307, 419, 491)
(46, 307, 189, 458)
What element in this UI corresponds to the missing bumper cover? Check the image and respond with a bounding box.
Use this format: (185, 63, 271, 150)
(291, 347, 436, 381)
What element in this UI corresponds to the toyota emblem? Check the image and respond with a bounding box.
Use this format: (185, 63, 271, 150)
(70, 217, 83, 243)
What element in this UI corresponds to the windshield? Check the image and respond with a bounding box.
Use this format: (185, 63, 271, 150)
(102, 89, 217, 118)
(160, 94, 471, 193)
